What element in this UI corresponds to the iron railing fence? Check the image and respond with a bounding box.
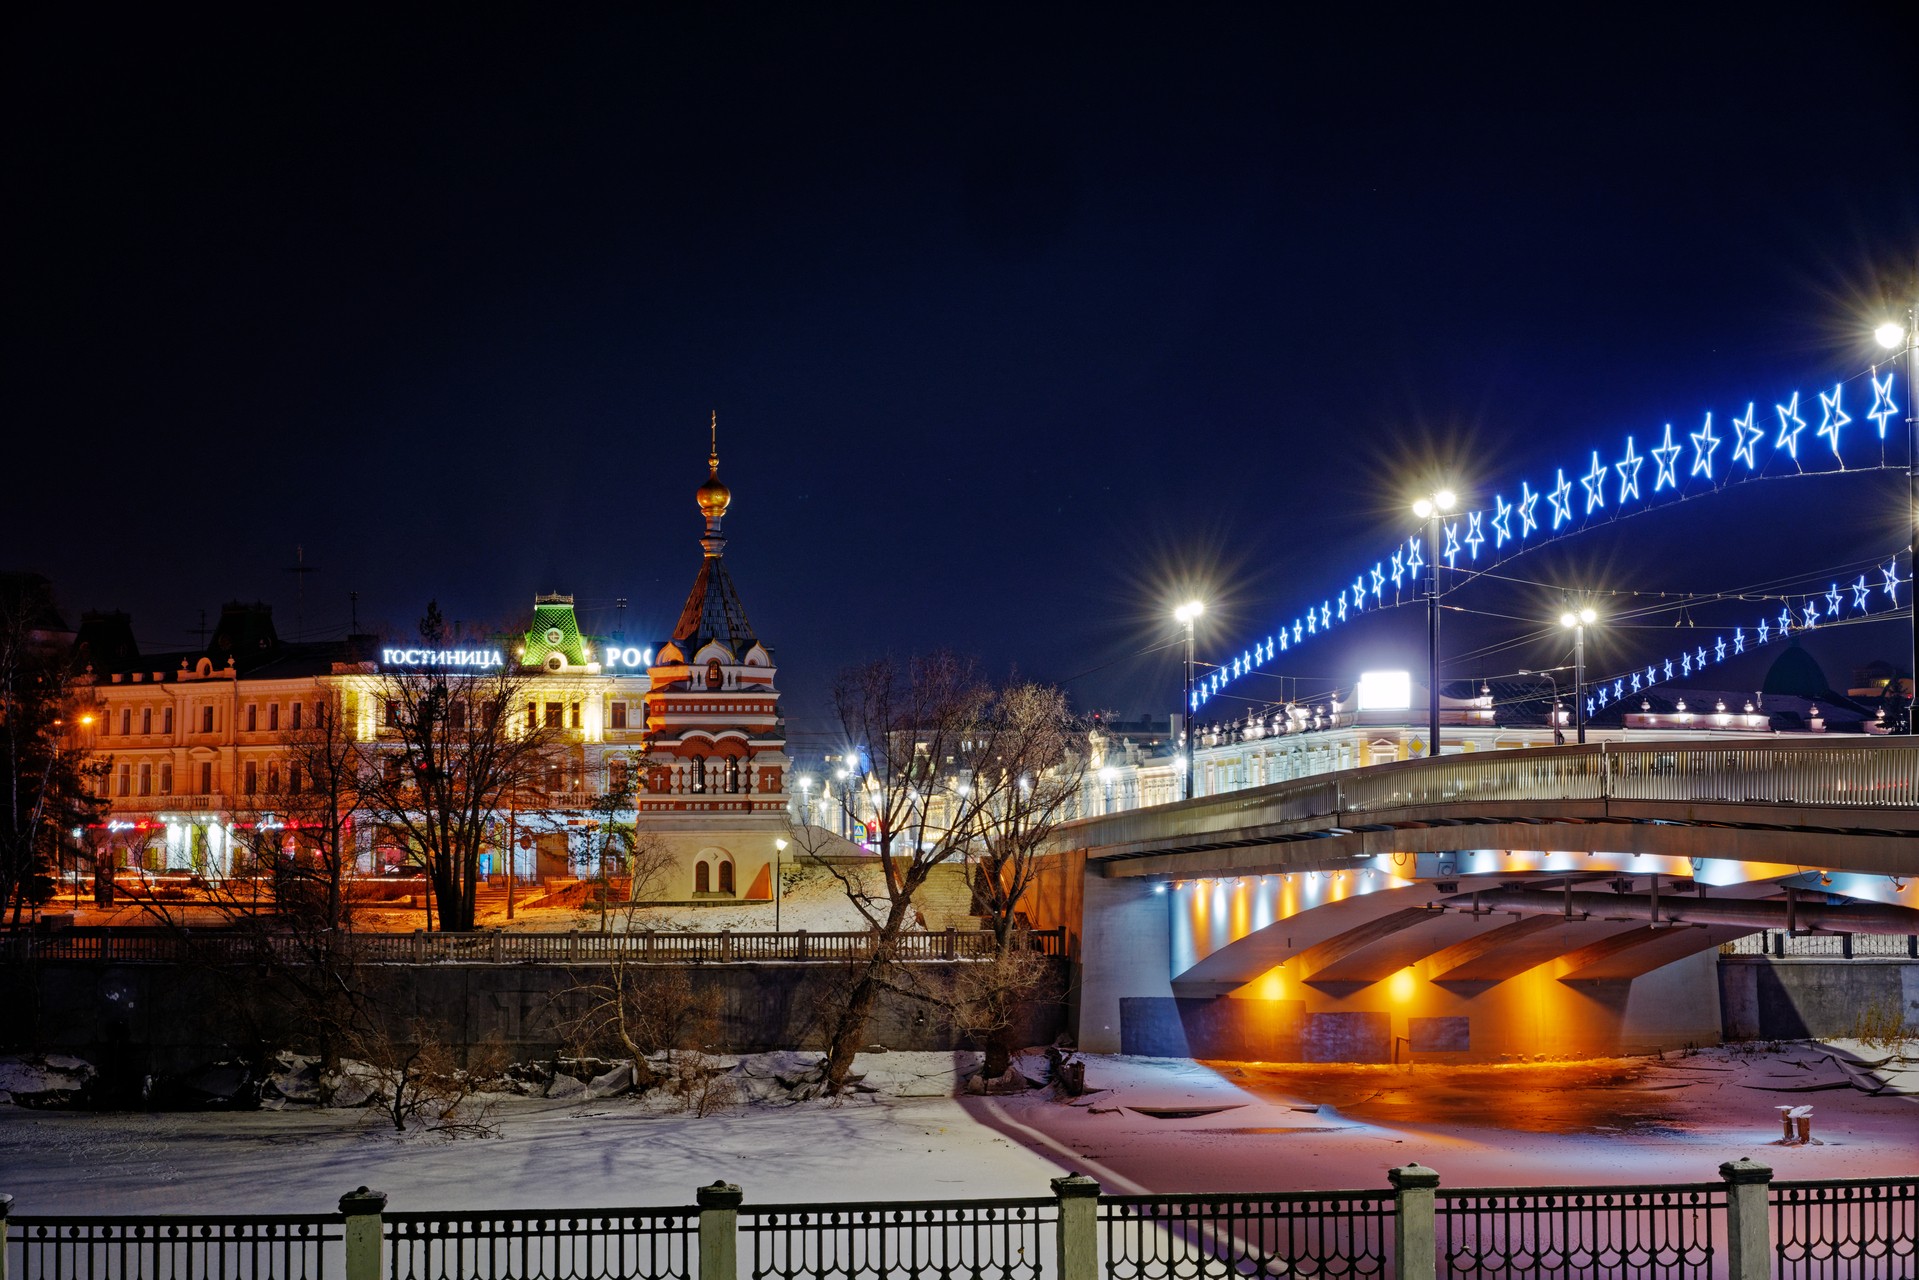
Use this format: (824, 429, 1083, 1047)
(1101, 1191, 1395, 1279)
(1065, 738, 1919, 854)
(1773, 1177, 1919, 1279)
(1434, 1183, 1723, 1279)
(5, 1213, 341, 1280)
(740, 1198, 1058, 1280)
(0, 926, 1065, 967)
(1720, 930, 1919, 959)
(384, 1208, 697, 1280)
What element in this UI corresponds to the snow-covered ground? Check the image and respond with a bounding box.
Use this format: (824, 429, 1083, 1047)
(4, 1045, 1915, 1216)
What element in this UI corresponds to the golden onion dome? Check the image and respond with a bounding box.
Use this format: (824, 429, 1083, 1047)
(697, 468, 731, 518)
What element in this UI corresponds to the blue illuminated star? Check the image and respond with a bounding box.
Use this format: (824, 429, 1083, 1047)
(1825, 583, 1841, 617)
(1731, 403, 1763, 470)
(1681, 651, 1692, 676)
(1816, 385, 1850, 461)
(1581, 451, 1608, 513)
(1868, 373, 1899, 439)
(1802, 601, 1819, 630)
(1306, 610, 1317, 636)
(1775, 391, 1806, 460)
(1548, 469, 1574, 529)
(1651, 423, 1682, 491)
(1852, 575, 1870, 612)
(1465, 512, 1485, 560)
(1371, 563, 1385, 599)
(1353, 576, 1366, 611)
(1663, 658, 1675, 681)
(1390, 550, 1405, 590)
(1777, 607, 1793, 634)
(1615, 437, 1643, 504)
(1442, 522, 1460, 569)
(1278, 630, 1288, 652)
(1695, 646, 1707, 669)
(1630, 672, 1642, 693)
(1613, 679, 1623, 701)
(1337, 593, 1347, 623)
(1407, 537, 1425, 579)
(1586, 697, 1596, 718)
(1732, 628, 1744, 654)
(1293, 620, 1303, 643)
(1491, 495, 1512, 547)
(1714, 637, 1726, 663)
(1517, 482, 1540, 537)
(1320, 602, 1332, 630)
(1645, 664, 1658, 687)
(1884, 561, 1900, 605)
(1690, 412, 1720, 478)
(1596, 685, 1609, 708)
(1757, 618, 1769, 645)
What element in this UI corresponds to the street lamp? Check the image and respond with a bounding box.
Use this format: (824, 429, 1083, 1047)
(1877, 310, 1917, 733)
(1411, 489, 1456, 757)
(1174, 601, 1204, 800)
(774, 837, 788, 933)
(1559, 606, 1598, 744)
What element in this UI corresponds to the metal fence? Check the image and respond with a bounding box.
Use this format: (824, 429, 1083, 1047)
(5, 1166, 1915, 1280)
(1101, 1191, 1394, 1279)
(741, 1199, 1057, 1280)
(1720, 930, 1919, 959)
(1435, 1184, 1723, 1278)
(0, 925, 1065, 967)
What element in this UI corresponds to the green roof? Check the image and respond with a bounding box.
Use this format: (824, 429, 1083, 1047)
(522, 596, 589, 668)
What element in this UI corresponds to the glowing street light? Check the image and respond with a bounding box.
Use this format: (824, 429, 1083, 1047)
(1876, 321, 1906, 351)
(774, 837, 788, 933)
(1560, 605, 1599, 744)
(1413, 488, 1456, 756)
(1174, 601, 1204, 800)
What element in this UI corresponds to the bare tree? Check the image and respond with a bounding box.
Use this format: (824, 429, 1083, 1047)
(792, 651, 995, 1094)
(0, 576, 104, 922)
(359, 605, 563, 931)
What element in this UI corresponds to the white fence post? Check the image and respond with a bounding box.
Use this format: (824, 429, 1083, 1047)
(1720, 1158, 1772, 1280)
(1, 1191, 13, 1280)
(697, 1181, 742, 1280)
(338, 1186, 387, 1280)
(1388, 1164, 1439, 1280)
(1051, 1174, 1101, 1280)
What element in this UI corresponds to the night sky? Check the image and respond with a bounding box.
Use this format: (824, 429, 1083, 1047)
(10, 6, 1917, 746)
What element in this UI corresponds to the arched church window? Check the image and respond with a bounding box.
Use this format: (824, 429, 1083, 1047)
(706, 659, 723, 689)
(726, 757, 740, 793)
(717, 860, 734, 894)
(690, 755, 706, 793)
(695, 861, 710, 893)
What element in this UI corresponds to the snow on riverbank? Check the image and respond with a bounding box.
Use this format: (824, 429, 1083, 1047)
(3, 1046, 1914, 1216)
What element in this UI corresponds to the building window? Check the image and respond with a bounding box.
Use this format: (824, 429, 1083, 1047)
(247, 704, 258, 732)
(291, 702, 302, 731)
(141, 708, 152, 735)
(689, 754, 706, 793)
(725, 757, 740, 794)
(267, 761, 280, 793)
(121, 709, 131, 735)
(163, 706, 173, 735)
(545, 702, 563, 728)
(706, 659, 723, 689)
(138, 763, 152, 796)
(571, 702, 581, 729)
(160, 762, 173, 794)
(717, 859, 734, 894)
(288, 761, 302, 794)
(202, 706, 214, 734)
(117, 765, 130, 796)
(244, 761, 258, 794)
(695, 861, 710, 893)
(385, 700, 400, 728)
(269, 703, 279, 731)
(200, 762, 214, 794)
(610, 701, 628, 729)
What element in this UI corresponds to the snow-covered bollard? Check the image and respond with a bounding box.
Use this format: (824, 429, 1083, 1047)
(1775, 1106, 1795, 1144)
(339, 1187, 387, 1280)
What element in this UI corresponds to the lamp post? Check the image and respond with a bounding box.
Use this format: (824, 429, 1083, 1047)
(1174, 601, 1204, 800)
(773, 837, 787, 933)
(1559, 606, 1598, 744)
(1411, 490, 1455, 757)
(1876, 310, 1917, 733)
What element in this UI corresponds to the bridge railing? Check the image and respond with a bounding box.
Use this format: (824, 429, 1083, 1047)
(1721, 930, 1919, 959)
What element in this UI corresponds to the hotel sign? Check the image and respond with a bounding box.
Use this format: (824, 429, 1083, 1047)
(381, 648, 506, 669)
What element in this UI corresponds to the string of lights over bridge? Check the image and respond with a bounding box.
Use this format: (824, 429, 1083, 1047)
(1194, 366, 1910, 716)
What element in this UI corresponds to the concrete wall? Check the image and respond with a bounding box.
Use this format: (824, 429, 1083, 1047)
(6, 958, 1068, 1080)
(1076, 875, 1174, 1053)
(1720, 957, 1919, 1040)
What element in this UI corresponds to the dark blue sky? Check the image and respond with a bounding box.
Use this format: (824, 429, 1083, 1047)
(9, 5, 1917, 742)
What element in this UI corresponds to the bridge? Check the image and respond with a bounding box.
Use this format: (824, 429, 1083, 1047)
(1051, 738, 1919, 1060)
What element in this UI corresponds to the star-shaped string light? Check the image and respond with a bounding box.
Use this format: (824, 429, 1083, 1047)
(1581, 451, 1608, 513)
(1612, 678, 1623, 701)
(1714, 637, 1726, 663)
(1644, 664, 1658, 687)
(1775, 391, 1806, 460)
(1757, 618, 1770, 645)
(1825, 583, 1841, 617)
(1690, 412, 1720, 478)
(1319, 602, 1331, 630)
(1682, 652, 1693, 676)
(1852, 575, 1871, 612)
(1278, 630, 1288, 652)
(1407, 537, 1425, 579)
(1802, 602, 1820, 629)
(1390, 550, 1405, 590)
(1733, 628, 1745, 654)
(1371, 563, 1385, 599)
(1663, 658, 1675, 681)
(1465, 512, 1485, 560)
(1491, 495, 1512, 547)
(1651, 423, 1682, 491)
(1293, 620, 1303, 642)
(1615, 437, 1643, 503)
(1777, 607, 1793, 634)
(1337, 593, 1348, 623)
(1597, 685, 1609, 708)
(1884, 561, 1900, 604)
(1731, 403, 1763, 470)
(1307, 610, 1318, 636)
(1352, 576, 1366, 612)
(1694, 645, 1707, 669)
(1442, 522, 1461, 568)
(1630, 672, 1642, 693)
(1518, 483, 1540, 537)
(1816, 385, 1850, 461)
(1868, 372, 1899, 439)
(1548, 469, 1574, 529)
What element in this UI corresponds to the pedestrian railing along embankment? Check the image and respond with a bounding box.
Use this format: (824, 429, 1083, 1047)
(0, 926, 1065, 967)
(5, 1163, 1912, 1280)
(1722, 930, 1919, 959)
(1068, 738, 1919, 859)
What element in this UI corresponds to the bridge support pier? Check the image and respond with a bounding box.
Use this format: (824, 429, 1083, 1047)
(1076, 874, 1173, 1054)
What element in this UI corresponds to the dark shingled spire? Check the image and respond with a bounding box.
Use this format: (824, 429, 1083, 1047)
(671, 415, 758, 654)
